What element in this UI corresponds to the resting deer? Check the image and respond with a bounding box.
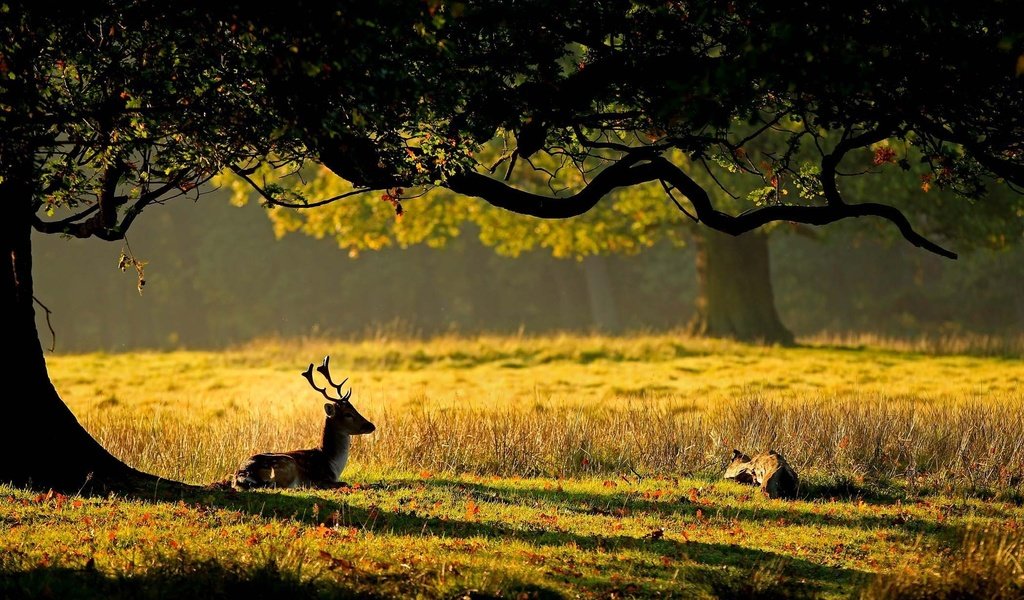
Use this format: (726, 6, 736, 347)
(724, 449, 799, 499)
(233, 356, 375, 490)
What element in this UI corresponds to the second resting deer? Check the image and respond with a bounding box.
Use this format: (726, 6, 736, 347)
(723, 449, 799, 499)
(233, 356, 375, 490)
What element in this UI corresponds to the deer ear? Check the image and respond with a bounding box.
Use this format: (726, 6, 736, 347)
(324, 403, 336, 417)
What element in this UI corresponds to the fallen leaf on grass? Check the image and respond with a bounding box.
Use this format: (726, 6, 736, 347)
(466, 499, 480, 520)
(318, 550, 354, 571)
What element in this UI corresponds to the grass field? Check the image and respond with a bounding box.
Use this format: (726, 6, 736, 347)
(3, 333, 1024, 598)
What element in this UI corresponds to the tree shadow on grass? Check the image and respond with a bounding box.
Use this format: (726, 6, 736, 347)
(183, 482, 870, 598)
(0, 560, 369, 600)
(37, 472, 997, 598)
(176, 476, 977, 554)
(5, 478, 883, 598)
(0, 532, 558, 600)
(398, 478, 970, 544)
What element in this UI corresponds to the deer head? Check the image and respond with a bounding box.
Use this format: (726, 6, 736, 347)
(724, 449, 755, 484)
(301, 356, 375, 435)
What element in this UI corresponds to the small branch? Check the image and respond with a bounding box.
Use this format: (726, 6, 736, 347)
(33, 296, 56, 352)
(32, 203, 99, 233)
(229, 165, 373, 208)
(730, 109, 792, 150)
(660, 179, 698, 222)
(698, 157, 740, 200)
(820, 126, 893, 207)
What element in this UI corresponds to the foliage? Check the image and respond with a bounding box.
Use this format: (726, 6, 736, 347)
(1, 3, 279, 240)
(6, 1, 1022, 255)
(230, 1, 1024, 261)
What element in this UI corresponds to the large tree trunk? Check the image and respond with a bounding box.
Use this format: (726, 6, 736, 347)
(0, 172, 175, 494)
(690, 228, 794, 345)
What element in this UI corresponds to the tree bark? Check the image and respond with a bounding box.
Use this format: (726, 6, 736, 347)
(0, 171, 176, 494)
(690, 228, 794, 345)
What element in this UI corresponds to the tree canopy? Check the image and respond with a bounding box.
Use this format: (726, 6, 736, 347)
(8, 1, 1023, 258)
(233, 1, 1024, 262)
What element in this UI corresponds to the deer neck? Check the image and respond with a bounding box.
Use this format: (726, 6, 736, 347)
(320, 421, 352, 480)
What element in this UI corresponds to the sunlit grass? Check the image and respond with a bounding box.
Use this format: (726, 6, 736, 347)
(3, 470, 1023, 599)
(47, 332, 1024, 485)
(10, 332, 1023, 598)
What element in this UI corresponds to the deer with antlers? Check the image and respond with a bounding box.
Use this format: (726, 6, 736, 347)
(233, 356, 375, 490)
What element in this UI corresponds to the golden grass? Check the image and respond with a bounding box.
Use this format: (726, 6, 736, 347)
(7, 333, 1024, 598)
(45, 332, 1024, 487)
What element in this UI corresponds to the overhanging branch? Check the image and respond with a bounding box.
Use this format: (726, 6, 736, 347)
(444, 150, 658, 219)
(444, 154, 957, 259)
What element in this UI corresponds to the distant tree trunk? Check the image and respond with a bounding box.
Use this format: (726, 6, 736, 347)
(547, 260, 580, 329)
(0, 170, 172, 493)
(581, 255, 620, 332)
(690, 228, 793, 345)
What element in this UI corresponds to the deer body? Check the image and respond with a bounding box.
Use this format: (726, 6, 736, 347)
(724, 449, 799, 499)
(233, 357, 374, 490)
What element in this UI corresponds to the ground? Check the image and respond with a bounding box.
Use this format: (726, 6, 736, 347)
(2, 333, 1022, 598)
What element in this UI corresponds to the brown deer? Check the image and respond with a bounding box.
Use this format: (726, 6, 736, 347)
(233, 356, 375, 490)
(724, 449, 799, 499)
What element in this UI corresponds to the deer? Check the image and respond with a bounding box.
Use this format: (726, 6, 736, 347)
(233, 356, 375, 490)
(723, 449, 799, 499)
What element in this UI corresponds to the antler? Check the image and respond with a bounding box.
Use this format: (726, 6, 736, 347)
(302, 355, 351, 402)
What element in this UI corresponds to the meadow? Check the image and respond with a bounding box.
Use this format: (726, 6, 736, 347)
(3, 333, 1024, 598)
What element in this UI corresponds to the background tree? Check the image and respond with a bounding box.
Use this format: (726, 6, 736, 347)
(3, 1, 1022, 491)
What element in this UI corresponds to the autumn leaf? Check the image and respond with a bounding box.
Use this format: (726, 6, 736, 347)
(873, 146, 897, 166)
(466, 499, 480, 520)
(319, 550, 355, 571)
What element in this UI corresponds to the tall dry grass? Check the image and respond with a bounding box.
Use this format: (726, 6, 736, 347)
(82, 391, 1024, 488)
(800, 331, 1024, 358)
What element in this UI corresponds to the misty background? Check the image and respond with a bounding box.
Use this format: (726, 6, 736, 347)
(32, 189, 1024, 351)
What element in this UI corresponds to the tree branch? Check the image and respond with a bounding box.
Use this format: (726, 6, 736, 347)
(32, 204, 100, 233)
(820, 127, 893, 207)
(444, 150, 659, 219)
(229, 165, 373, 208)
(33, 295, 56, 352)
(444, 154, 957, 259)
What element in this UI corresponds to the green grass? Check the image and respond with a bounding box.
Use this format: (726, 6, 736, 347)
(4, 471, 1023, 599)
(5, 332, 1024, 598)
